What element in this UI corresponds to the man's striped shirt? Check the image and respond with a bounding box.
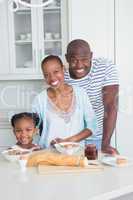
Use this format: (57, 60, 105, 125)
(64, 57, 119, 139)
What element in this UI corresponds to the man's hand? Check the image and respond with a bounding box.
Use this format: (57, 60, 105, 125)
(101, 145, 119, 155)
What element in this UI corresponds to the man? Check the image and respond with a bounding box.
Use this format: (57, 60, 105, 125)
(65, 39, 119, 154)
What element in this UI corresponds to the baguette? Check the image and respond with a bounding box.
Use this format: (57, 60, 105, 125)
(27, 150, 87, 167)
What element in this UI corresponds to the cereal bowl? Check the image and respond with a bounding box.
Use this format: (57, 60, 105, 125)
(54, 142, 83, 155)
(1, 149, 31, 162)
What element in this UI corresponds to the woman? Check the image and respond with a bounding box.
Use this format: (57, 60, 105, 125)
(32, 55, 97, 148)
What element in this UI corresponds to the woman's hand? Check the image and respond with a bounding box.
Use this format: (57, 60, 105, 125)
(50, 137, 65, 146)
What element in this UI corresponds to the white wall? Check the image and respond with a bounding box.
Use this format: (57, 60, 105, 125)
(115, 0, 133, 157)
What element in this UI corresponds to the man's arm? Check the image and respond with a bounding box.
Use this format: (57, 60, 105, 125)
(102, 85, 119, 154)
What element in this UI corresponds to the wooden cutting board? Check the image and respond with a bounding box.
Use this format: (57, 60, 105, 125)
(38, 164, 104, 175)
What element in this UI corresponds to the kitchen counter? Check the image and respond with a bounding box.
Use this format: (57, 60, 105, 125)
(0, 155, 133, 200)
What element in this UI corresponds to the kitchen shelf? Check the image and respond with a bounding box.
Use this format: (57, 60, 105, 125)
(15, 40, 32, 44)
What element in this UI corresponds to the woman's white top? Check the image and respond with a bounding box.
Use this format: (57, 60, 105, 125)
(32, 86, 97, 148)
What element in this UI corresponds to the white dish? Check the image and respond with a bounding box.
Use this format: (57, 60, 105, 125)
(54, 142, 83, 155)
(101, 156, 117, 167)
(1, 148, 31, 162)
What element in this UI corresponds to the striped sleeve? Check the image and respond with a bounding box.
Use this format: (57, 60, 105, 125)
(103, 59, 119, 87)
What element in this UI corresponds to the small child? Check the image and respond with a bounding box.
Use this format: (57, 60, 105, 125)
(11, 112, 41, 150)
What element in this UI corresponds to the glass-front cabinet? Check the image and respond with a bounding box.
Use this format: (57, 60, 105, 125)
(8, 0, 68, 79)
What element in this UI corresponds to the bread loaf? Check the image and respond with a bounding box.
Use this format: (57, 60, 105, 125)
(27, 150, 87, 167)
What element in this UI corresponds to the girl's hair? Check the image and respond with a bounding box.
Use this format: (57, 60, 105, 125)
(41, 55, 63, 69)
(11, 112, 40, 128)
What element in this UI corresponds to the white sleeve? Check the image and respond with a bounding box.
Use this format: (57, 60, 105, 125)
(82, 90, 98, 135)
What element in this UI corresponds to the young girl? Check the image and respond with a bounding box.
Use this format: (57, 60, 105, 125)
(32, 55, 98, 148)
(11, 112, 41, 150)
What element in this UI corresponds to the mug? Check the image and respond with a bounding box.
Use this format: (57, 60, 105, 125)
(45, 32, 52, 40)
(85, 144, 98, 160)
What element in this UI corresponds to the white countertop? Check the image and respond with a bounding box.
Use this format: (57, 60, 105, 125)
(0, 156, 133, 200)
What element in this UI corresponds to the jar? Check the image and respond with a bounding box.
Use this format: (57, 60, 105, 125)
(85, 144, 98, 160)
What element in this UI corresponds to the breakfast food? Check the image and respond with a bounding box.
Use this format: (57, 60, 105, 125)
(61, 143, 79, 149)
(116, 157, 128, 165)
(54, 142, 82, 155)
(27, 150, 88, 167)
(8, 149, 29, 155)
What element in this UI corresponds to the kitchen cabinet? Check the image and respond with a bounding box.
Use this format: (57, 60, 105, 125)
(0, 0, 68, 80)
(0, 1, 9, 74)
(0, 129, 15, 147)
(68, 0, 115, 60)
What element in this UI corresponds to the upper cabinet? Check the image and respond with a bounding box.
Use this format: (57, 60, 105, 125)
(0, 0, 68, 80)
(68, 0, 115, 60)
(0, 1, 9, 75)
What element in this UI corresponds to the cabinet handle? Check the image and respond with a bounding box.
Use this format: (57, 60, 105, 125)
(39, 49, 43, 62)
(33, 49, 36, 71)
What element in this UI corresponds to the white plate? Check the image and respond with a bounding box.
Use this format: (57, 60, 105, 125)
(54, 142, 83, 155)
(101, 156, 118, 166)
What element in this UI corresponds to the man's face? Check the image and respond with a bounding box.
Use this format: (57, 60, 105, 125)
(66, 47, 92, 79)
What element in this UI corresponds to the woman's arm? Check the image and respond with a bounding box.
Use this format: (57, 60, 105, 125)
(50, 128, 92, 145)
(63, 128, 92, 142)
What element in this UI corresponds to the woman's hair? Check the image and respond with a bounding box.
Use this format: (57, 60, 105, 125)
(41, 55, 63, 69)
(11, 112, 40, 128)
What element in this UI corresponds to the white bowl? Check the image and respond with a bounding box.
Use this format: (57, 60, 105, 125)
(1, 149, 31, 162)
(54, 142, 83, 155)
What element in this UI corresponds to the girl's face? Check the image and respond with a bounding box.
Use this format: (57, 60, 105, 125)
(42, 59, 64, 89)
(13, 118, 37, 145)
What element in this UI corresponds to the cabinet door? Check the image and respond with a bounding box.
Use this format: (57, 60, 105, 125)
(68, 0, 115, 60)
(0, 1, 9, 75)
(8, 0, 38, 75)
(0, 129, 16, 148)
(37, 0, 68, 69)
(7, 0, 68, 79)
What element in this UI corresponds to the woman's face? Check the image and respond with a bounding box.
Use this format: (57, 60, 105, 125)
(42, 59, 64, 89)
(13, 118, 36, 145)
